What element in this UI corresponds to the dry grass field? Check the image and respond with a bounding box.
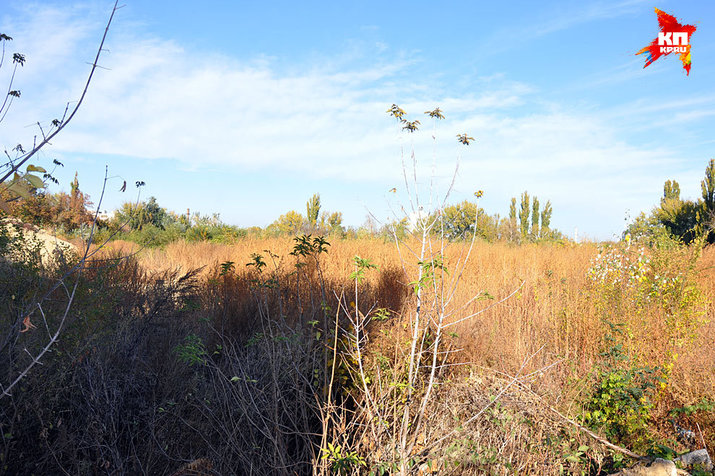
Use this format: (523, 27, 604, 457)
(101, 236, 715, 457)
(3, 231, 713, 474)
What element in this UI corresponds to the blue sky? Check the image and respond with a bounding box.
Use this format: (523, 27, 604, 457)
(1, 0, 714, 240)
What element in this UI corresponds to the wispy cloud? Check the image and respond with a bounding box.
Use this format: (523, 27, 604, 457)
(599, 94, 715, 134)
(531, 0, 649, 36)
(481, 0, 649, 55)
(572, 58, 659, 89)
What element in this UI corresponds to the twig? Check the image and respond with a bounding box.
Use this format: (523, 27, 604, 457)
(696, 422, 707, 451)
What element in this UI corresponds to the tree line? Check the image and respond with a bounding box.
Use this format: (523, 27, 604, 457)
(626, 159, 715, 244)
(2, 178, 569, 245)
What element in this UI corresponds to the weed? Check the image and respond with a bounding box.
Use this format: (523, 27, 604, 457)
(175, 333, 207, 366)
(669, 398, 715, 418)
(321, 442, 367, 475)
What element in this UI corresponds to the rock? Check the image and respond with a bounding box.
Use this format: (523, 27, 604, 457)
(677, 449, 713, 471)
(608, 458, 677, 476)
(1, 218, 75, 265)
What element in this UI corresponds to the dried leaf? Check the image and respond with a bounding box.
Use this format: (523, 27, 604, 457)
(7, 181, 31, 199)
(20, 316, 36, 333)
(26, 165, 46, 173)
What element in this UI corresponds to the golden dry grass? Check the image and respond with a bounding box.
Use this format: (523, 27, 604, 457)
(120, 237, 713, 401)
(101, 236, 713, 452)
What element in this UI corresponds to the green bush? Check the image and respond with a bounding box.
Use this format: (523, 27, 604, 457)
(582, 355, 662, 448)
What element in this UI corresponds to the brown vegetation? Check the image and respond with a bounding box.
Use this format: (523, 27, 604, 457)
(133, 238, 714, 466)
(127, 237, 714, 405)
(2, 234, 712, 474)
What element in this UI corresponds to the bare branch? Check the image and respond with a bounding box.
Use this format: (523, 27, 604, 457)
(0, 0, 120, 187)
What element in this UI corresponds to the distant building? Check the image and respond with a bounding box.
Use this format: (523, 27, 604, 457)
(98, 210, 116, 222)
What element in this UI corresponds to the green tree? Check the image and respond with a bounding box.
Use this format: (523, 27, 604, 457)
(273, 210, 304, 235)
(519, 191, 530, 239)
(701, 160, 715, 211)
(320, 210, 344, 235)
(438, 200, 500, 241)
(143, 197, 167, 228)
(115, 202, 140, 230)
(442, 200, 478, 240)
(306, 193, 321, 229)
(701, 159, 715, 242)
(531, 197, 540, 238)
(508, 197, 518, 242)
(663, 180, 681, 202)
(383, 217, 409, 240)
(624, 211, 665, 243)
(655, 181, 699, 244)
(114, 196, 167, 231)
(627, 161, 715, 244)
(540, 200, 553, 236)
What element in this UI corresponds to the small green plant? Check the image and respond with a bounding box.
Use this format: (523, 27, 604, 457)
(646, 443, 677, 460)
(321, 442, 366, 475)
(245, 332, 265, 347)
(219, 260, 235, 276)
(669, 398, 715, 417)
(407, 256, 447, 294)
(290, 234, 331, 316)
(175, 334, 207, 366)
(371, 308, 392, 322)
(290, 234, 330, 259)
(245, 253, 266, 271)
(350, 255, 377, 283)
(582, 352, 663, 448)
(563, 443, 590, 465)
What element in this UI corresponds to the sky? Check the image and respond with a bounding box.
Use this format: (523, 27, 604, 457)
(1, 0, 714, 240)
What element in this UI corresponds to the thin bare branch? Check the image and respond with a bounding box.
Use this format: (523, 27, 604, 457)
(0, 0, 120, 187)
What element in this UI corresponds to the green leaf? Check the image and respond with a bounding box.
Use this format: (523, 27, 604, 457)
(26, 165, 46, 173)
(25, 174, 44, 189)
(230, 376, 240, 382)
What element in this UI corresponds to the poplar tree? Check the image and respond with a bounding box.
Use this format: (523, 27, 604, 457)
(320, 210, 344, 235)
(509, 197, 517, 241)
(701, 159, 715, 213)
(541, 200, 553, 235)
(531, 197, 540, 238)
(655, 179, 698, 243)
(701, 159, 715, 242)
(519, 191, 530, 238)
(663, 179, 681, 202)
(306, 193, 321, 229)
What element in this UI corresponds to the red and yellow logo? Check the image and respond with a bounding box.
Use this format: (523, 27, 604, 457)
(636, 8, 696, 75)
